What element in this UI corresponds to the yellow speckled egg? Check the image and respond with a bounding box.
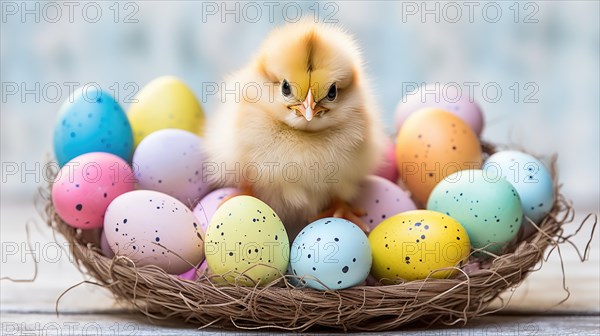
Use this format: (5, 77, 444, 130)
(127, 76, 205, 147)
(369, 210, 470, 283)
(396, 108, 482, 206)
(204, 196, 290, 286)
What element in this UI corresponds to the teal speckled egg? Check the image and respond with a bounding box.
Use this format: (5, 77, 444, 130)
(427, 169, 523, 254)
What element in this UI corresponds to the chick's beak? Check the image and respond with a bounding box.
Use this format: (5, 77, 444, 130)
(301, 89, 316, 121)
(290, 89, 329, 122)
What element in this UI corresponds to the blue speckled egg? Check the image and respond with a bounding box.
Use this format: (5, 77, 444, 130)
(427, 169, 523, 254)
(290, 218, 372, 290)
(53, 87, 133, 166)
(482, 151, 554, 227)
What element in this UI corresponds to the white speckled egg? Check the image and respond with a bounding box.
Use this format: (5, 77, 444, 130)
(104, 190, 204, 274)
(193, 187, 240, 233)
(133, 129, 210, 208)
(483, 151, 554, 232)
(290, 218, 372, 290)
(205, 196, 289, 286)
(351, 175, 417, 231)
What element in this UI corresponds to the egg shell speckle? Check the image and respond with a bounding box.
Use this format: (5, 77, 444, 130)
(369, 210, 471, 283)
(290, 217, 372, 290)
(483, 151, 554, 235)
(193, 187, 240, 233)
(133, 129, 210, 207)
(427, 169, 524, 254)
(396, 108, 483, 206)
(53, 87, 133, 167)
(351, 175, 416, 231)
(205, 196, 290, 286)
(395, 83, 484, 136)
(104, 190, 205, 274)
(51, 152, 135, 229)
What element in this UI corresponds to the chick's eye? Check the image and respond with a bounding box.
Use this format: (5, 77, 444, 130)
(326, 83, 337, 101)
(281, 79, 291, 97)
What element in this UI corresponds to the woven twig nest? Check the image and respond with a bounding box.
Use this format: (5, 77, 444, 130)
(43, 144, 586, 331)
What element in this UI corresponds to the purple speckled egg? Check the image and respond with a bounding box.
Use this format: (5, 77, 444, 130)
(394, 83, 484, 136)
(192, 187, 240, 232)
(178, 261, 208, 281)
(100, 230, 114, 258)
(351, 175, 417, 231)
(374, 137, 399, 183)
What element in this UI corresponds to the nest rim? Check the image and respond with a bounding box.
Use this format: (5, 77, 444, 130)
(42, 144, 581, 332)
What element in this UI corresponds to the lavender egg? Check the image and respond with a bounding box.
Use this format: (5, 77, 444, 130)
(395, 83, 484, 136)
(133, 129, 210, 208)
(193, 188, 240, 233)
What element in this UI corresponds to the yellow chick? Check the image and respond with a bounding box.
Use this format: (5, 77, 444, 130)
(205, 21, 385, 238)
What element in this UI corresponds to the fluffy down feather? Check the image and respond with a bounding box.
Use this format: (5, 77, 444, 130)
(205, 21, 386, 238)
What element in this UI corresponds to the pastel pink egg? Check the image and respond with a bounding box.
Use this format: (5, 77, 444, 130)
(394, 83, 484, 136)
(374, 137, 399, 182)
(52, 152, 135, 229)
(192, 187, 240, 232)
(351, 175, 417, 231)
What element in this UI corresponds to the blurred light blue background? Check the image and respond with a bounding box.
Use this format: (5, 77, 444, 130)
(1, 1, 598, 210)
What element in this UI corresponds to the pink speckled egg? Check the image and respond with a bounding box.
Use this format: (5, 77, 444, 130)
(51, 152, 135, 229)
(104, 190, 205, 274)
(192, 187, 240, 232)
(374, 137, 399, 182)
(395, 83, 484, 136)
(351, 175, 417, 231)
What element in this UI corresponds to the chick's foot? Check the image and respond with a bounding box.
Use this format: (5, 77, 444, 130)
(218, 185, 255, 207)
(311, 199, 370, 233)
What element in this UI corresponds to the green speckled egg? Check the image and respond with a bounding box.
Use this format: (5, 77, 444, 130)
(427, 169, 523, 254)
(204, 196, 289, 286)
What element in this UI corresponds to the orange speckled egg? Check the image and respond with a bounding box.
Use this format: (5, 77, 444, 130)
(396, 108, 482, 206)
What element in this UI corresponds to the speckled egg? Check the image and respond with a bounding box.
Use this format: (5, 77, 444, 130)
(133, 129, 210, 207)
(483, 151, 554, 231)
(204, 196, 289, 286)
(351, 175, 417, 231)
(369, 210, 470, 283)
(427, 169, 524, 254)
(53, 87, 133, 166)
(193, 187, 240, 232)
(289, 218, 372, 290)
(127, 76, 205, 147)
(104, 190, 205, 274)
(178, 261, 208, 281)
(396, 108, 483, 206)
(395, 83, 484, 136)
(52, 152, 135, 229)
(374, 137, 399, 182)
